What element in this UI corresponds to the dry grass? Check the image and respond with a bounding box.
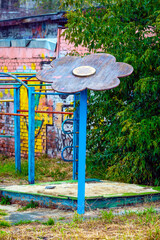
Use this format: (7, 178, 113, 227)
(0, 205, 159, 239)
(0, 154, 159, 239)
(0, 155, 73, 185)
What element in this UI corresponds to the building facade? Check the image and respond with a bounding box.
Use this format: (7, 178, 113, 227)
(0, 8, 88, 159)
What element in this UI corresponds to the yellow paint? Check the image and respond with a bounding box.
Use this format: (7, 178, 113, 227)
(23, 65, 27, 70)
(41, 53, 45, 59)
(0, 99, 14, 102)
(0, 92, 3, 98)
(5, 89, 8, 95)
(10, 89, 14, 97)
(3, 66, 8, 73)
(20, 77, 53, 155)
(31, 63, 36, 70)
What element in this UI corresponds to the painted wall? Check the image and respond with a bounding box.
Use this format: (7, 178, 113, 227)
(0, 22, 58, 39)
(0, 45, 74, 158)
(0, 27, 90, 159)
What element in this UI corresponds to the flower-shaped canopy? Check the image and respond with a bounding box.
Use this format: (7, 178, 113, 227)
(36, 53, 133, 93)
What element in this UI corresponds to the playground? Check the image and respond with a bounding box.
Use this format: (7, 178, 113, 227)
(0, 54, 160, 216)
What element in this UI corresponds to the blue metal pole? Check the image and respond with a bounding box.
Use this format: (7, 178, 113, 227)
(77, 89, 87, 214)
(73, 94, 80, 180)
(28, 87, 35, 184)
(14, 87, 21, 172)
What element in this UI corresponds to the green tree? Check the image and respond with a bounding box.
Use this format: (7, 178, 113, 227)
(61, 0, 160, 185)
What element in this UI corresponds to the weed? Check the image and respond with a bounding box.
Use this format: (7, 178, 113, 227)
(0, 156, 72, 182)
(137, 206, 156, 216)
(0, 210, 8, 216)
(0, 196, 12, 205)
(18, 200, 38, 211)
(72, 212, 83, 224)
(0, 155, 8, 161)
(14, 220, 32, 226)
(0, 230, 8, 239)
(100, 210, 114, 223)
(0, 220, 11, 227)
(43, 218, 55, 226)
(146, 226, 160, 240)
(50, 169, 67, 181)
(58, 216, 66, 221)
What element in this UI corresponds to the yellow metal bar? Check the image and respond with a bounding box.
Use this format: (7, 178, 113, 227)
(0, 99, 14, 102)
(34, 88, 54, 91)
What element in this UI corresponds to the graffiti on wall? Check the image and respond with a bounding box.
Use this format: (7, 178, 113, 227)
(0, 62, 74, 159)
(0, 22, 58, 39)
(0, 89, 15, 155)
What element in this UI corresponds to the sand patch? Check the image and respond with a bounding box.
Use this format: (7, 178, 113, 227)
(1, 181, 158, 198)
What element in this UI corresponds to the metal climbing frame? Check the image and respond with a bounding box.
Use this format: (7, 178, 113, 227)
(0, 72, 79, 183)
(0, 73, 37, 178)
(61, 93, 80, 180)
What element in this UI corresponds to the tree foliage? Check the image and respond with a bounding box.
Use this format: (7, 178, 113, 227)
(61, 0, 160, 185)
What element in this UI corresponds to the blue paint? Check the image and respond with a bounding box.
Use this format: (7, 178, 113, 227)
(73, 94, 80, 180)
(0, 72, 28, 89)
(0, 135, 14, 138)
(77, 89, 87, 214)
(14, 88, 21, 172)
(28, 87, 35, 184)
(34, 92, 75, 96)
(61, 146, 74, 162)
(0, 190, 77, 210)
(62, 118, 74, 134)
(1, 188, 159, 211)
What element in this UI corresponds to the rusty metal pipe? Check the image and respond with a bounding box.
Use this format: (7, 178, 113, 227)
(0, 112, 28, 117)
(17, 109, 73, 115)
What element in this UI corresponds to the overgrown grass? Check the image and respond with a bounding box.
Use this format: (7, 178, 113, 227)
(14, 220, 34, 226)
(0, 154, 72, 183)
(0, 210, 8, 216)
(0, 196, 12, 205)
(18, 200, 39, 211)
(43, 218, 55, 226)
(0, 206, 159, 239)
(0, 220, 11, 227)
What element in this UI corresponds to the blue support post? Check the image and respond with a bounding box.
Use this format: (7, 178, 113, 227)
(28, 87, 35, 184)
(73, 94, 80, 180)
(14, 87, 21, 172)
(77, 89, 87, 214)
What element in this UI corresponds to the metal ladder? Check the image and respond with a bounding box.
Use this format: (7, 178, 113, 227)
(61, 94, 79, 180)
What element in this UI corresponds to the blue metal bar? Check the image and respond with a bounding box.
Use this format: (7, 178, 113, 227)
(0, 83, 21, 85)
(73, 94, 80, 180)
(33, 92, 75, 96)
(0, 135, 14, 138)
(14, 88, 21, 172)
(0, 72, 28, 89)
(62, 118, 74, 134)
(77, 89, 87, 214)
(28, 87, 35, 184)
(61, 146, 73, 162)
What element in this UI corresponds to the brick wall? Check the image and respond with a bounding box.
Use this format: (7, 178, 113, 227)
(0, 29, 90, 159)
(58, 29, 90, 57)
(0, 47, 57, 158)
